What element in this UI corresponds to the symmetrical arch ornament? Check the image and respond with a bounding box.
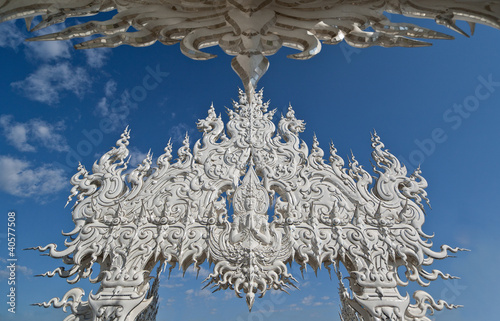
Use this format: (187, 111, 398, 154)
(31, 89, 464, 321)
(1, 1, 499, 92)
(2, 1, 495, 320)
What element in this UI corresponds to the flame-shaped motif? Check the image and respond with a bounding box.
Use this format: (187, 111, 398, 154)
(1, 1, 499, 92)
(30, 89, 465, 320)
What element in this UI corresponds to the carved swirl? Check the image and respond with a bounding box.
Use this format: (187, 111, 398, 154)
(31, 89, 464, 320)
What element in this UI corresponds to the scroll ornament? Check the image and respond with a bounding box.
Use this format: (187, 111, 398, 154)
(1, 0, 499, 93)
(30, 89, 465, 321)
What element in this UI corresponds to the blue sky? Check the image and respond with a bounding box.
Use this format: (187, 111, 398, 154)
(0, 14, 499, 321)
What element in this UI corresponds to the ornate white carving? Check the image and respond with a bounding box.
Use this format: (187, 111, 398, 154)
(1, 1, 499, 92)
(29, 89, 465, 320)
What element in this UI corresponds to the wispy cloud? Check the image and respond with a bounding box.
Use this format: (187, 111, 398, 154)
(161, 282, 184, 289)
(23, 23, 73, 61)
(0, 21, 73, 61)
(85, 48, 112, 68)
(0, 115, 68, 152)
(301, 295, 315, 306)
(104, 79, 117, 97)
(94, 79, 136, 131)
(184, 265, 210, 279)
(185, 288, 216, 301)
(128, 147, 149, 168)
(25, 39, 71, 61)
(288, 303, 303, 311)
(11, 62, 91, 105)
(0, 257, 33, 278)
(168, 123, 195, 145)
(0, 155, 67, 198)
(223, 291, 236, 300)
(0, 21, 24, 50)
(164, 298, 176, 307)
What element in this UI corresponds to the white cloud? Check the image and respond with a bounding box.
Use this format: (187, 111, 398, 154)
(184, 288, 216, 301)
(301, 295, 315, 306)
(0, 21, 25, 49)
(16, 264, 34, 276)
(85, 48, 112, 68)
(0, 116, 32, 151)
(0, 21, 74, 61)
(96, 80, 118, 117)
(11, 62, 91, 105)
(195, 289, 213, 298)
(128, 147, 149, 168)
(184, 266, 210, 278)
(0, 155, 67, 198)
(31, 119, 68, 151)
(0, 115, 68, 152)
(288, 303, 303, 311)
(161, 282, 184, 289)
(0, 257, 33, 279)
(96, 97, 110, 116)
(25, 40, 71, 61)
(104, 79, 117, 97)
(224, 291, 234, 300)
(168, 123, 195, 145)
(24, 24, 72, 61)
(94, 82, 136, 131)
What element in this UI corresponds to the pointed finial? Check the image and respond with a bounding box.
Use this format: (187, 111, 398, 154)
(208, 103, 216, 118)
(468, 22, 476, 36)
(286, 104, 295, 119)
(435, 14, 470, 37)
(25, 17, 34, 31)
(312, 133, 320, 149)
(246, 292, 255, 312)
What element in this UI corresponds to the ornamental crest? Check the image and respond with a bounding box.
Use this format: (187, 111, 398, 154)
(32, 89, 464, 321)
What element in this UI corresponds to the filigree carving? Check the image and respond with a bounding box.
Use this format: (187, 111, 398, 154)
(1, 1, 499, 92)
(205, 164, 296, 310)
(30, 89, 464, 320)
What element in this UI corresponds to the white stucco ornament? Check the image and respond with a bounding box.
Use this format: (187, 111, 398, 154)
(1, 0, 499, 93)
(29, 89, 465, 320)
(2, 1, 491, 320)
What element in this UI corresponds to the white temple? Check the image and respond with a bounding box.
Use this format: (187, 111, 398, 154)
(1, 1, 499, 320)
(30, 90, 463, 320)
